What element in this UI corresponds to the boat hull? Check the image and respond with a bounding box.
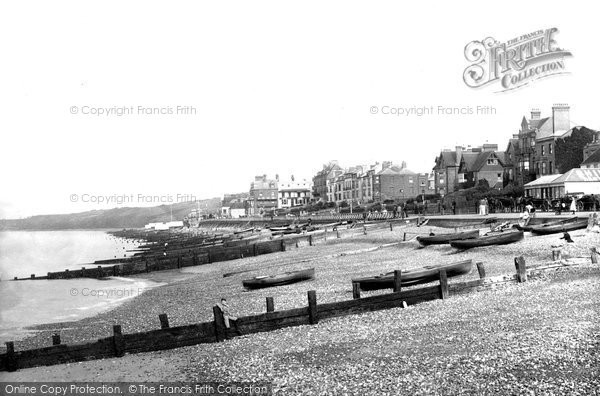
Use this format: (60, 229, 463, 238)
(530, 219, 588, 235)
(242, 268, 315, 289)
(417, 230, 480, 246)
(450, 230, 524, 249)
(352, 259, 473, 291)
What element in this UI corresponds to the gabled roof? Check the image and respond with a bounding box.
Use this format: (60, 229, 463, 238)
(551, 168, 600, 184)
(582, 148, 600, 165)
(458, 152, 479, 173)
(529, 117, 549, 130)
(524, 174, 562, 187)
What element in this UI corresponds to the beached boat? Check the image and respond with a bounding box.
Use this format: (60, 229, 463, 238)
(529, 218, 588, 235)
(450, 230, 524, 249)
(242, 268, 315, 289)
(352, 259, 473, 291)
(514, 216, 579, 232)
(416, 230, 480, 246)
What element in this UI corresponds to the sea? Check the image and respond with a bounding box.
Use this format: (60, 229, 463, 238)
(0, 230, 161, 344)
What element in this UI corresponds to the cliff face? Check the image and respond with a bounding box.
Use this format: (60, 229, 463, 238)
(0, 198, 221, 230)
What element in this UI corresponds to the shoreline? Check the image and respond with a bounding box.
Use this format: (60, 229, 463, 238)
(5, 223, 599, 355)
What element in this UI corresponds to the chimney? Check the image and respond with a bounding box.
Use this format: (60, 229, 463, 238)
(455, 146, 463, 164)
(401, 160, 407, 169)
(531, 108, 541, 120)
(482, 143, 498, 152)
(552, 103, 570, 134)
(262, 174, 267, 182)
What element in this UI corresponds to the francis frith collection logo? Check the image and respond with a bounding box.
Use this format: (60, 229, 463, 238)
(463, 28, 572, 92)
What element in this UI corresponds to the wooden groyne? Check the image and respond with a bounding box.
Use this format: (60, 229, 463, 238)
(12, 218, 415, 281)
(2, 255, 596, 372)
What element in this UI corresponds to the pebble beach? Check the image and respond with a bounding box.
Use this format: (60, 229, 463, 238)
(1, 219, 599, 394)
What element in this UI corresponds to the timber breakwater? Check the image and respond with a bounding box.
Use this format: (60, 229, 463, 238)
(10, 221, 369, 281)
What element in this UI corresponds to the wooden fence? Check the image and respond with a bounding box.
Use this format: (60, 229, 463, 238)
(3, 254, 595, 372)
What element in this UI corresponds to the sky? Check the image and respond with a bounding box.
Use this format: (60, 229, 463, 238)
(1, 1, 598, 218)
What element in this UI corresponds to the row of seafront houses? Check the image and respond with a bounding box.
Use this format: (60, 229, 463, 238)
(216, 103, 600, 218)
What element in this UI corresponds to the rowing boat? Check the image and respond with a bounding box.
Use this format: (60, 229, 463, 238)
(514, 216, 579, 232)
(242, 268, 315, 289)
(351, 259, 472, 291)
(416, 230, 480, 246)
(450, 230, 524, 249)
(530, 218, 588, 235)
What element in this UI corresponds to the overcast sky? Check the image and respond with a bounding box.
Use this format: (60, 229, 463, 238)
(1, 1, 597, 218)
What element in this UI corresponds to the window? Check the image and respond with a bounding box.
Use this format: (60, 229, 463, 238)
(541, 145, 545, 156)
(542, 162, 547, 175)
(549, 161, 553, 174)
(523, 160, 530, 171)
(487, 158, 497, 165)
(497, 173, 502, 182)
(549, 144, 553, 154)
(409, 177, 414, 183)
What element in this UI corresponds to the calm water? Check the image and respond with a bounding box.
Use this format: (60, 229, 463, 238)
(0, 230, 160, 343)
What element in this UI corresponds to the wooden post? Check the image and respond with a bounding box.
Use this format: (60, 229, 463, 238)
(113, 325, 124, 357)
(591, 247, 598, 264)
(280, 239, 286, 252)
(113, 265, 119, 276)
(307, 290, 318, 325)
(336, 229, 340, 238)
(324, 228, 327, 241)
(552, 249, 562, 262)
(5, 341, 17, 371)
(403, 232, 406, 242)
(253, 244, 258, 256)
(363, 225, 367, 235)
(476, 262, 486, 279)
(52, 333, 61, 345)
(352, 282, 361, 299)
(14, 277, 17, 280)
(177, 255, 182, 268)
(97, 265, 103, 279)
(213, 305, 226, 342)
(390, 222, 393, 231)
(30, 274, 35, 279)
(145, 260, 149, 273)
(266, 297, 274, 312)
(64, 269, 70, 279)
(439, 269, 449, 299)
(159, 313, 170, 329)
(514, 256, 527, 283)
(207, 251, 212, 263)
(393, 270, 402, 293)
(81, 267, 86, 277)
(309, 235, 313, 246)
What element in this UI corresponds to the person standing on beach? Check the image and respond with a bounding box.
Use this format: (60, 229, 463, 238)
(451, 200, 456, 215)
(570, 196, 577, 215)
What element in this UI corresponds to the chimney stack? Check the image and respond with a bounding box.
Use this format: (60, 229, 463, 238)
(552, 103, 570, 134)
(530, 108, 541, 120)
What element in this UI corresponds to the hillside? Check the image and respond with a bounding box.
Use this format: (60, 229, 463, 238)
(0, 198, 221, 230)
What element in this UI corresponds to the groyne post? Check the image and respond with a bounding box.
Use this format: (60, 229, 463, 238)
(591, 247, 598, 264)
(112, 325, 124, 357)
(393, 270, 402, 293)
(476, 262, 486, 279)
(159, 314, 170, 329)
(213, 305, 226, 342)
(52, 333, 61, 345)
(439, 269, 449, 299)
(515, 256, 527, 283)
(307, 290, 318, 325)
(352, 282, 361, 299)
(5, 341, 17, 372)
(266, 297, 274, 312)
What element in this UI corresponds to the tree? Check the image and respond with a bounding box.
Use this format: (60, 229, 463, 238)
(555, 127, 596, 173)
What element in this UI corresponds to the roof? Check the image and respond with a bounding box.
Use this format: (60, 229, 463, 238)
(582, 148, 600, 165)
(524, 174, 562, 188)
(459, 152, 480, 172)
(529, 117, 549, 130)
(551, 168, 600, 184)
